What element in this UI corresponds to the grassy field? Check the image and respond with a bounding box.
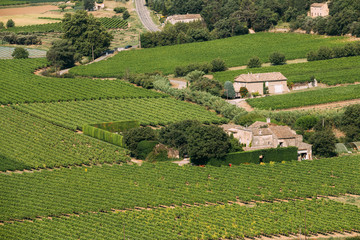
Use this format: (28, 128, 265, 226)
(246, 84, 360, 110)
(0, 155, 359, 221)
(14, 97, 228, 130)
(0, 58, 165, 104)
(70, 33, 346, 77)
(213, 56, 360, 85)
(0, 107, 129, 171)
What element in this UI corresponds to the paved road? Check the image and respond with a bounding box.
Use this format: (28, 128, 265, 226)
(135, 0, 160, 32)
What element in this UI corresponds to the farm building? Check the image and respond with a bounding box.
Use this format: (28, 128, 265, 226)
(222, 120, 312, 160)
(233, 72, 290, 97)
(93, 2, 105, 11)
(308, 2, 329, 18)
(166, 14, 203, 25)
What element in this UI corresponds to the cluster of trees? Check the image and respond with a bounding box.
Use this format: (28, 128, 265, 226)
(0, 19, 15, 29)
(290, 0, 360, 36)
(307, 42, 360, 61)
(140, 19, 248, 48)
(146, 0, 322, 33)
(123, 120, 242, 165)
(185, 70, 224, 97)
(47, 10, 113, 69)
(113, 7, 130, 20)
(0, 32, 42, 45)
(174, 58, 227, 77)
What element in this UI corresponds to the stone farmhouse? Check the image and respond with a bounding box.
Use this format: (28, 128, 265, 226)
(222, 120, 312, 160)
(166, 14, 203, 25)
(308, 2, 329, 18)
(233, 72, 290, 97)
(93, 2, 105, 11)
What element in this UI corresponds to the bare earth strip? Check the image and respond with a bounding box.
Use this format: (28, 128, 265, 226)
(0, 5, 58, 16)
(278, 98, 360, 111)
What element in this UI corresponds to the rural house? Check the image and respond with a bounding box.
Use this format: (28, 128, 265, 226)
(308, 2, 329, 18)
(94, 2, 105, 11)
(222, 120, 312, 160)
(233, 72, 290, 97)
(166, 14, 203, 25)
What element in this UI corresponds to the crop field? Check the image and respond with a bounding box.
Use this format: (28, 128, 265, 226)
(14, 97, 228, 130)
(0, 46, 46, 59)
(0, 58, 165, 104)
(1, 199, 359, 239)
(0, 18, 127, 33)
(246, 84, 360, 110)
(69, 33, 345, 77)
(0, 0, 60, 6)
(0, 155, 359, 221)
(213, 56, 360, 85)
(0, 107, 129, 171)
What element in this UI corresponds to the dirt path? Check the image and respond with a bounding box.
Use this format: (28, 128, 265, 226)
(228, 58, 307, 71)
(279, 98, 360, 111)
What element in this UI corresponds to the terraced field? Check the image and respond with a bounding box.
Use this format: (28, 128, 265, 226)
(0, 58, 165, 104)
(70, 33, 346, 77)
(213, 56, 360, 85)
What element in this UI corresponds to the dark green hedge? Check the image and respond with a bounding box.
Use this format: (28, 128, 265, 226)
(91, 120, 140, 133)
(136, 140, 159, 160)
(209, 147, 298, 166)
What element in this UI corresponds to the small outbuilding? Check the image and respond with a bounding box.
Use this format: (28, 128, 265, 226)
(233, 72, 289, 97)
(166, 14, 203, 25)
(308, 2, 329, 18)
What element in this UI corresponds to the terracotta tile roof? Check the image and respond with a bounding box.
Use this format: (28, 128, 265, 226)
(311, 3, 327, 7)
(297, 142, 312, 150)
(268, 125, 296, 139)
(234, 72, 287, 83)
(251, 128, 273, 136)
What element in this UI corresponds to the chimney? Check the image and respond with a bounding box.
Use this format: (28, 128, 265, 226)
(266, 118, 271, 123)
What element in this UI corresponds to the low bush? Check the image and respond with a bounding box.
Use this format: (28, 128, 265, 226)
(136, 140, 158, 160)
(114, 7, 127, 13)
(269, 52, 286, 65)
(247, 56, 262, 68)
(211, 58, 227, 72)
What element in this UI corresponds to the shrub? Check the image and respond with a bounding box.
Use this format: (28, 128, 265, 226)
(269, 52, 286, 65)
(223, 81, 236, 99)
(174, 66, 187, 77)
(185, 70, 205, 83)
(233, 112, 262, 126)
(316, 46, 333, 60)
(295, 115, 319, 130)
(114, 7, 127, 13)
(239, 87, 248, 98)
(211, 58, 227, 72)
(11, 47, 29, 59)
(123, 127, 157, 153)
(6, 19, 15, 28)
(247, 56, 262, 68)
(123, 10, 130, 20)
(0, 22, 4, 29)
(136, 140, 158, 160)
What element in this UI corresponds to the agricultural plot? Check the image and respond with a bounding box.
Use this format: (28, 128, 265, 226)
(0, 0, 60, 6)
(0, 155, 359, 221)
(246, 84, 360, 110)
(70, 33, 345, 77)
(14, 97, 228, 131)
(0, 107, 129, 171)
(0, 46, 45, 59)
(214, 56, 360, 85)
(0, 58, 165, 104)
(98, 17, 128, 29)
(1, 199, 359, 239)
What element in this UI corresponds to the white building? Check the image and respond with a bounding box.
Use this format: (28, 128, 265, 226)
(309, 2, 329, 18)
(166, 14, 203, 25)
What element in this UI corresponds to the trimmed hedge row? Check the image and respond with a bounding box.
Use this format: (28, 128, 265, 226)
(210, 147, 298, 166)
(83, 120, 140, 147)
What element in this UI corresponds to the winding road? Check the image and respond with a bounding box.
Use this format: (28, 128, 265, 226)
(135, 0, 160, 32)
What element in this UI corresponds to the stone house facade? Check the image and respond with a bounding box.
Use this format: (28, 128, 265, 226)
(308, 2, 329, 18)
(233, 72, 290, 97)
(166, 14, 203, 25)
(222, 120, 312, 160)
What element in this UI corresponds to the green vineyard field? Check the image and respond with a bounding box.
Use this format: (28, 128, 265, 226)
(213, 56, 360, 85)
(0, 0, 60, 6)
(246, 84, 360, 110)
(0, 107, 129, 171)
(1, 155, 359, 221)
(0, 58, 165, 104)
(70, 33, 345, 77)
(13, 97, 228, 130)
(0, 18, 127, 33)
(1, 200, 359, 239)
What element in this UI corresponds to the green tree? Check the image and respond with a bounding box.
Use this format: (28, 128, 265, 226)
(46, 40, 80, 69)
(123, 127, 157, 155)
(223, 81, 236, 99)
(295, 115, 319, 130)
(342, 104, 360, 141)
(0, 22, 4, 29)
(123, 10, 130, 20)
(309, 130, 337, 158)
(190, 77, 223, 96)
(62, 10, 113, 59)
(83, 0, 95, 11)
(269, 52, 286, 65)
(6, 19, 15, 28)
(187, 125, 230, 165)
(211, 58, 227, 72)
(11, 47, 29, 59)
(247, 56, 262, 68)
(58, 4, 67, 12)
